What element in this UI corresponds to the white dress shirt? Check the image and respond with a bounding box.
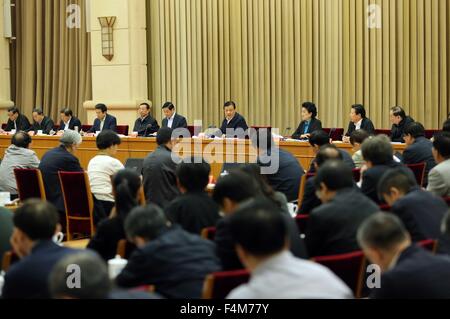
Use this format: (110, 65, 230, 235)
(167, 113, 176, 128)
(63, 118, 72, 131)
(355, 119, 363, 130)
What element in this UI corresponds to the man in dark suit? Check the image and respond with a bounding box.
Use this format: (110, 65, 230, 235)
(3, 106, 31, 132)
(402, 122, 436, 185)
(306, 160, 378, 257)
(308, 130, 355, 173)
(143, 127, 181, 208)
(2, 200, 77, 299)
(133, 102, 160, 136)
(343, 104, 375, 142)
(59, 108, 82, 132)
(361, 135, 415, 204)
(213, 171, 308, 270)
(300, 145, 343, 215)
(390, 106, 415, 143)
(116, 205, 221, 299)
(292, 102, 323, 140)
(161, 102, 188, 130)
(378, 169, 450, 254)
(219, 101, 248, 138)
(165, 157, 221, 235)
(88, 104, 117, 133)
(31, 108, 55, 135)
(358, 213, 450, 299)
(38, 131, 83, 214)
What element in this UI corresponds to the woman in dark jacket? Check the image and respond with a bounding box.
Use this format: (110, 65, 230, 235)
(292, 102, 322, 140)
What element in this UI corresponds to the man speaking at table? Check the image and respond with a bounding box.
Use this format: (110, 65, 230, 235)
(219, 101, 248, 138)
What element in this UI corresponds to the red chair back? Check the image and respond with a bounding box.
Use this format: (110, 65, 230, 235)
(58, 171, 95, 240)
(444, 197, 450, 207)
(312, 251, 366, 298)
(352, 168, 361, 182)
(202, 269, 250, 299)
(406, 162, 426, 186)
(323, 128, 344, 141)
(1, 123, 6, 130)
(201, 227, 217, 241)
(424, 130, 441, 139)
(378, 204, 391, 211)
(418, 239, 438, 254)
(116, 125, 129, 136)
(375, 129, 391, 137)
(295, 214, 309, 235)
(81, 125, 92, 132)
(14, 168, 46, 201)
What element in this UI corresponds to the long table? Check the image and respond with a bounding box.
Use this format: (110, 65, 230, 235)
(0, 135, 406, 178)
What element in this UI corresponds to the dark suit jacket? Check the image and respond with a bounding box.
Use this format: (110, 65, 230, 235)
(299, 177, 322, 214)
(38, 146, 83, 212)
(292, 118, 323, 140)
(391, 189, 450, 254)
(370, 245, 450, 299)
(220, 113, 248, 138)
(143, 145, 181, 208)
(308, 148, 355, 174)
(215, 212, 309, 271)
(31, 117, 55, 135)
(402, 136, 436, 185)
(162, 113, 188, 130)
(59, 117, 82, 131)
(116, 226, 221, 299)
(361, 161, 415, 204)
(165, 191, 221, 235)
(87, 217, 127, 261)
(88, 114, 117, 133)
(345, 118, 375, 136)
(305, 188, 378, 257)
(261, 149, 304, 202)
(391, 116, 415, 143)
(2, 240, 76, 299)
(133, 115, 160, 136)
(5, 114, 31, 132)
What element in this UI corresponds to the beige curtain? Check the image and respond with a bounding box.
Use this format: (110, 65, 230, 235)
(12, 0, 91, 123)
(147, 0, 449, 131)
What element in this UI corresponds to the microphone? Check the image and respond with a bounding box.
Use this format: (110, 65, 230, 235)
(144, 124, 153, 137)
(284, 127, 292, 137)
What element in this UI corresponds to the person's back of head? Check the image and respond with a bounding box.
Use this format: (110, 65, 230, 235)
(156, 127, 173, 146)
(212, 171, 259, 213)
(357, 213, 411, 272)
(433, 132, 450, 161)
(309, 130, 330, 147)
(176, 156, 210, 193)
(229, 198, 288, 266)
(314, 159, 354, 193)
(443, 119, 450, 133)
(124, 205, 169, 246)
(361, 134, 393, 166)
(96, 130, 121, 150)
(11, 131, 32, 149)
(249, 127, 274, 154)
(235, 164, 275, 199)
(350, 129, 370, 147)
(403, 122, 425, 139)
(377, 169, 418, 206)
(49, 251, 111, 299)
(113, 169, 142, 221)
(59, 130, 82, 149)
(315, 145, 343, 167)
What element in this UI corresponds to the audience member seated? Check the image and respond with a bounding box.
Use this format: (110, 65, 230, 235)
(116, 205, 221, 299)
(143, 127, 181, 208)
(389, 106, 415, 143)
(305, 160, 378, 257)
(378, 169, 450, 254)
(350, 129, 370, 168)
(250, 128, 304, 202)
(2, 106, 31, 132)
(360, 135, 414, 204)
(0, 132, 40, 198)
(213, 172, 308, 270)
(443, 118, 450, 133)
(133, 102, 160, 136)
(308, 130, 355, 173)
(402, 122, 436, 185)
(88, 130, 125, 218)
(161, 102, 188, 130)
(226, 199, 352, 299)
(343, 104, 375, 142)
(292, 102, 323, 140)
(0, 207, 13, 263)
(1, 200, 78, 299)
(357, 213, 450, 299)
(31, 108, 55, 135)
(427, 132, 450, 197)
(300, 145, 343, 215)
(88, 104, 117, 133)
(39, 130, 83, 216)
(165, 157, 221, 235)
(59, 108, 82, 132)
(220, 101, 248, 138)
